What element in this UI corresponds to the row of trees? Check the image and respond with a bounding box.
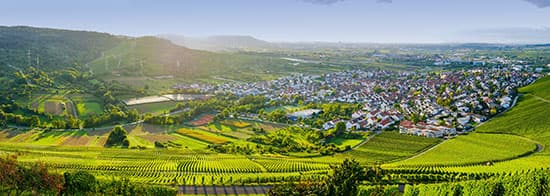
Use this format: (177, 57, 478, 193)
(0, 155, 177, 195)
(0, 104, 137, 129)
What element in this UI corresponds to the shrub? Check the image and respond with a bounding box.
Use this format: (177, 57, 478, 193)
(105, 125, 129, 147)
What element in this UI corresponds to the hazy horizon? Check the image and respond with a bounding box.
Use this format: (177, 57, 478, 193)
(1, 0, 550, 44)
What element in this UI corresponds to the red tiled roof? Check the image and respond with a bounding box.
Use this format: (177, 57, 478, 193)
(400, 120, 414, 128)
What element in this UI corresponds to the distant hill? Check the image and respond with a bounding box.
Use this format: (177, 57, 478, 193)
(158, 34, 273, 52)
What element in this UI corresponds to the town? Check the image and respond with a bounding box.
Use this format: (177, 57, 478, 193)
(174, 65, 541, 138)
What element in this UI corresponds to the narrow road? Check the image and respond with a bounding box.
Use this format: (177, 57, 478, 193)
(529, 94, 550, 104)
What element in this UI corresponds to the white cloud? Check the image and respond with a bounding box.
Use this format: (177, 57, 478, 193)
(524, 0, 550, 8)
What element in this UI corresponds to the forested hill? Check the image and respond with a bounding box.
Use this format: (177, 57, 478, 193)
(0, 26, 283, 81)
(0, 26, 125, 70)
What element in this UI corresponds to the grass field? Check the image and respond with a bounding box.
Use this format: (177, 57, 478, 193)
(329, 136, 364, 148)
(70, 94, 104, 118)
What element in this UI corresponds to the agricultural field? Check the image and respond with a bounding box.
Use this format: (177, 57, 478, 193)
(13, 92, 96, 119)
(328, 136, 364, 148)
(0, 142, 331, 186)
(69, 94, 104, 118)
(188, 114, 215, 126)
(176, 127, 234, 144)
(389, 133, 538, 167)
(197, 119, 285, 139)
(349, 131, 441, 164)
(220, 119, 252, 128)
(0, 128, 107, 147)
(18, 94, 76, 117)
(518, 75, 550, 100)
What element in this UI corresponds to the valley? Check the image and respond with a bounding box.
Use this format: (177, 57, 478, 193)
(0, 26, 549, 195)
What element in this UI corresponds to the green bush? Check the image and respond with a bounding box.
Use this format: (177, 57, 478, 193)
(105, 125, 129, 147)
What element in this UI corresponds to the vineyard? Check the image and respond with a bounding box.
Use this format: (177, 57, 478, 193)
(388, 133, 538, 167)
(0, 143, 333, 186)
(349, 131, 441, 164)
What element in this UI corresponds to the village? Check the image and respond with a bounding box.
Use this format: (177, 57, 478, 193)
(173, 64, 541, 138)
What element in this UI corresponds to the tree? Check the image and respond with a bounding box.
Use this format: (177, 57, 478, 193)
(30, 115, 40, 127)
(63, 170, 96, 195)
(335, 121, 347, 136)
(105, 126, 129, 147)
(0, 155, 63, 195)
(326, 159, 365, 196)
(269, 159, 365, 196)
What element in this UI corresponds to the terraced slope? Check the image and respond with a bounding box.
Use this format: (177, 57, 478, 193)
(386, 76, 550, 173)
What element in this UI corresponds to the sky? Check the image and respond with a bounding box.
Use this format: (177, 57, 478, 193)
(1, 0, 550, 43)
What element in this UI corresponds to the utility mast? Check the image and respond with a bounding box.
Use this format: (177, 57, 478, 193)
(102, 52, 108, 71)
(140, 60, 144, 76)
(27, 49, 31, 66)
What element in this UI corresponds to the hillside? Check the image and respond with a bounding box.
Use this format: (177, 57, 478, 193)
(0, 26, 124, 70)
(88, 36, 216, 77)
(387, 76, 550, 172)
(0, 26, 325, 93)
(476, 76, 550, 154)
(0, 26, 296, 83)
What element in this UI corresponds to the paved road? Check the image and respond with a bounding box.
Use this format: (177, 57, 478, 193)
(179, 185, 271, 195)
